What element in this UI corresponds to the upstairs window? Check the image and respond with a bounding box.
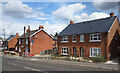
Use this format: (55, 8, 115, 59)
(90, 33, 101, 42)
(61, 36, 68, 43)
(80, 35, 84, 42)
(72, 35, 77, 42)
(26, 38, 28, 44)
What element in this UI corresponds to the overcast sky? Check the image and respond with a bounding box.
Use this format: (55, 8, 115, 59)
(0, 0, 119, 38)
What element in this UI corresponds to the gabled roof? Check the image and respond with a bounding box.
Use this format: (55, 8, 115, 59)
(5, 35, 16, 41)
(58, 16, 117, 36)
(19, 29, 53, 39)
(19, 29, 39, 38)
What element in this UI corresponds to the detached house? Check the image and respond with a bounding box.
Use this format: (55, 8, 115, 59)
(58, 12, 120, 61)
(16, 25, 54, 56)
(4, 33, 19, 51)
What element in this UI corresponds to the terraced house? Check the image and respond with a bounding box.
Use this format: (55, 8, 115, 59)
(16, 25, 55, 56)
(58, 12, 120, 61)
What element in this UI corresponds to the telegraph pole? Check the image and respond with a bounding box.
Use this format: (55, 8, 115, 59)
(23, 26, 26, 57)
(3, 29, 5, 50)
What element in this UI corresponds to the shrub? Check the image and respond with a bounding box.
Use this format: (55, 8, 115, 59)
(90, 55, 106, 63)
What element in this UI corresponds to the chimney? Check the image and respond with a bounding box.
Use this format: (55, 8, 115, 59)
(70, 20, 74, 24)
(16, 33, 18, 35)
(27, 25, 30, 32)
(27, 28, 30, 32)
(39, 25, 44, 30)
(11, 34, 13, 36)
(110, 11, 115, 17)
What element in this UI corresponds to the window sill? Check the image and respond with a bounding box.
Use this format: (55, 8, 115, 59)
(89, 40, 101, 42)
(72, 41, 77, 42)
(80, 41, 84, 42)
(61, 54, 68, 55)
(61, 41, 68, 43)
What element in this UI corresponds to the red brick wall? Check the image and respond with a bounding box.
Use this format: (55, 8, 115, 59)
(30, 30, 54, 54)
(58, 33, 107, 58)
(8, 35, 19, 49)
(107, 18, 120, 60)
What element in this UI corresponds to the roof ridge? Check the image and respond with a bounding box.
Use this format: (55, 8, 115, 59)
(73, 16, 117, 25)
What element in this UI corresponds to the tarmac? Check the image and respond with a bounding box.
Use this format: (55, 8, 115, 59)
(2, 54, 119, 71)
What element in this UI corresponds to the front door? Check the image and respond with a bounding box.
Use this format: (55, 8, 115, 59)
(73, 47, 77, 57)
(80, 47, 84, 57)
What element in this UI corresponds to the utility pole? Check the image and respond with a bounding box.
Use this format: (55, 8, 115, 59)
(28, 25, 30, 53)
(23, 26, 26, 57)
(3, 29, 5, 50)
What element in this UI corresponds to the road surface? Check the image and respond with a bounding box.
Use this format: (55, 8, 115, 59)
(2, 57, 118, 73)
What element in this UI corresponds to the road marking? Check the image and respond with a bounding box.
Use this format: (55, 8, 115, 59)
(24, 67, 40, 72)
(7, 62, 17, 66)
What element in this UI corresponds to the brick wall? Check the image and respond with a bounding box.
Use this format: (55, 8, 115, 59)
(107, 18, 120, 60)
(58, 33, 107, 58)
(30, 30, 54, 54)
(8, 35, 19, 49)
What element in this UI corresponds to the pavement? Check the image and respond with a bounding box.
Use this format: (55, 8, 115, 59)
(2, 55, 119, 71)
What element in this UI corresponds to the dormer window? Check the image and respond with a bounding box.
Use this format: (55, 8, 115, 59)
(72, 35, 77, 42)
(90, 33, 101, 42)
(61, 36, 68, 43)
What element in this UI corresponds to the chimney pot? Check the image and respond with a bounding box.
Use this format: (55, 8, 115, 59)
(27, 29, 30, 32)
(110, 11, 115, 17)
(16, 33, 18, 35)
(39, 25, 44, 29)
(11, 34, 13, 36)
(70, 20, 74, 24)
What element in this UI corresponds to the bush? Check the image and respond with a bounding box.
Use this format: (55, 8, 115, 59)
(90, 55, 106, 63)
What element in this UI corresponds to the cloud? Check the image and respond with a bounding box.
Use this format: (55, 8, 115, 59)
(43, 21, 67, 35)
(52, 3, 86, 20)
(36, 17, 48, 20)
(3, 0, 33, 18)
(73, 12, 109, 22)
(93, 1, 118, 12)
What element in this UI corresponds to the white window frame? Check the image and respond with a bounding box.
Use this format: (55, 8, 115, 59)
(72, 35, 77, 42)
(19, 39, 21, 44)
(26, 38, 28, 44)
(61, 36, 68, 43)
(90, 33, 101, 42)
(15, 46, 17, 50)
(80, 35, 84, 42)
(90, 48, 101, 57)
(61, 47, 68, 55)
(19, 47, 21, 52)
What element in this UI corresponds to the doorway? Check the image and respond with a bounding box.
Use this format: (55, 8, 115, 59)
(73, 47, 77, 57)
(80, 47, 84, 57)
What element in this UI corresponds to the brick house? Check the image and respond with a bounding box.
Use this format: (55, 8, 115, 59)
(16, 25, 55, 56)
(58, 12, 120, 61)
(4, 33, 19, 51)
